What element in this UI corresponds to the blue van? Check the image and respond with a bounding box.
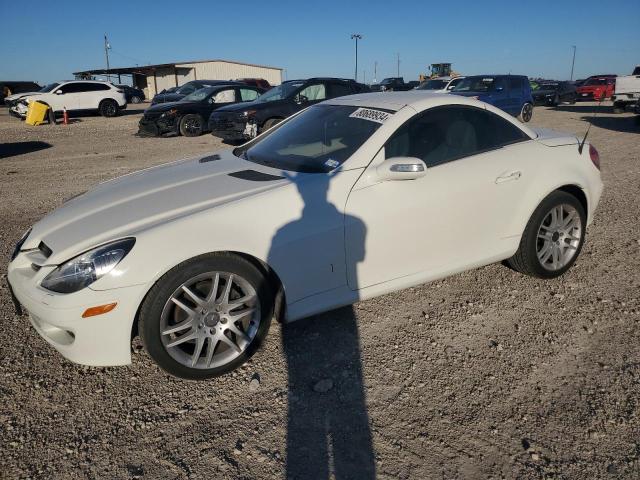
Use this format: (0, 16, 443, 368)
(451, 75, 534, 122)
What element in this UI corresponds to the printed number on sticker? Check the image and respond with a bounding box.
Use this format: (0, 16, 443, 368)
(349, 108, 392, 124)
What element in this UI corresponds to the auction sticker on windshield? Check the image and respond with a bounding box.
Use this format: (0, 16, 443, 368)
(349, 108, 392, 124)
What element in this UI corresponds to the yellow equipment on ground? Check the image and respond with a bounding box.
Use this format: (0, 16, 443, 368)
(25, 101, 50, 126)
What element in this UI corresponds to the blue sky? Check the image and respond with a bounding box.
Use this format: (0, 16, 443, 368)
(1, 0, 638, 85)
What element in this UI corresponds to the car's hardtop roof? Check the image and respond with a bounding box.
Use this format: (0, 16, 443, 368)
(463, 74, 528, 79)
(324, 91, 537, 136)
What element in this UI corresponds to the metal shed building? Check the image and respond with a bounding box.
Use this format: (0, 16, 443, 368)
(74, 59, 283, 99)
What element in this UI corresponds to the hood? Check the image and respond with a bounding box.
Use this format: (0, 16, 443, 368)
(5, 91, 40, 102)
(152, 93, 184, 104)
(24, 150, 289, 263)
(145, 101, 192, 114)
(216, 97, 283, 113)
(453, 91, 493, 98)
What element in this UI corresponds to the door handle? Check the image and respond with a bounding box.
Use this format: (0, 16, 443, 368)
(495, 171, 521, 184)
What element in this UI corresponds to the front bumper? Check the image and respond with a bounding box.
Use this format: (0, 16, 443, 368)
(7, 252, 149, 366)
(208, 113, 248, 141)
(137, 115, 178, 137)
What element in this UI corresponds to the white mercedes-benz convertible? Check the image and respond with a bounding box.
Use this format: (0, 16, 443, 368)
(8, 92, 603, 379)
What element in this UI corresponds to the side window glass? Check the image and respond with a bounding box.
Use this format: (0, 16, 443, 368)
(385, 106, 528, 167)
(239, 88, 259, 102)
(330, 82, 352, 97)
(213, 89, 236, 103)
(298, 83, 326, 102)
(493, 77, 507, 91)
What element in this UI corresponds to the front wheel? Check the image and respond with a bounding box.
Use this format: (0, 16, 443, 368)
(130, 95, 142, 104)
(261, 118, 282, 133)
(519, 102, 533, 122)
(139, 253, 273, 379)
(507, 191, 586, 279)
(179, 114, 203, 137)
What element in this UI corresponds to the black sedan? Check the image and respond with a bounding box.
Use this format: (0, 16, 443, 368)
(532, 81, 577, 106)
(138, 84, 264, 137)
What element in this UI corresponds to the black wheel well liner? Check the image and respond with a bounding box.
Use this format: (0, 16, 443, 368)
(131, 251, 286, 341)
(557, 184, 588, 214)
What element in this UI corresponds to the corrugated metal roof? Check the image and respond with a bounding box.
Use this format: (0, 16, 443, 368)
(73, 58, 282, 76)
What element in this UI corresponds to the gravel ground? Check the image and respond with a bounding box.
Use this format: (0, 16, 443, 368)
(1, 102, 639, 480)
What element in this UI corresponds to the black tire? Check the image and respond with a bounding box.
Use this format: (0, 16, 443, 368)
(139, 253, 274, 380)
(261, 118, 282, 132)
(519, 102, 533, 122)
(131, 95, 142, 104)
(613, 102, 625, 114)
(179, 114, 203, 137)
(99, 99, 119, 117)
(569, 94, 576, 104)
(47, 107, 56, 125)
(507, 190, 586, 279)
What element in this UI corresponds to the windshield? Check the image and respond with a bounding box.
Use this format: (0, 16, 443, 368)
(539, 83, 559, 90)
(585, 78, 607, 86)
(233, 105, 389, 173)
(254, 81, 304, 103)
(39, 83, 59, 93)
(176, 83, 198, 95)
(417, 79, 447, 90)
(380, 78, 397, 85)
(182, 87, 215, 102)
(453, 76, 496, 92)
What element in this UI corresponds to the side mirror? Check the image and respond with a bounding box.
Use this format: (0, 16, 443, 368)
(376, 157, 426, 181)
(495, 86, 504, 92)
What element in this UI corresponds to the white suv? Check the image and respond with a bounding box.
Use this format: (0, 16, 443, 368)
(11, 80, 127, 118)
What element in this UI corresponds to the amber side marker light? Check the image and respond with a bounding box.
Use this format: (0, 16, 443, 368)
(82, 303, 117, 318)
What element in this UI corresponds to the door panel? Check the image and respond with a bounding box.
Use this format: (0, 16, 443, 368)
(345, 144, 533, 289)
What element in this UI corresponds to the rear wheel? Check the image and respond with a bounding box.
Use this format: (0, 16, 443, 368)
(99, 99, 119, 117)
(519, 102, 533, 122)
(179, 114, 203, 137)
(130, 95, 142, 104)
(507, 191, 586, 279)
(139, 253, 273, 379)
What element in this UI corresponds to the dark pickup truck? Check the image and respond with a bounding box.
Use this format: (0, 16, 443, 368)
(370, 77, 417, 92)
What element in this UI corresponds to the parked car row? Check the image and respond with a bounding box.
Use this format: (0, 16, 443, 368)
(531, 81, 577, 106)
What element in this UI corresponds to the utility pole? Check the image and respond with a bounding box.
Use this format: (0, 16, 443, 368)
(363, 70, 366, 85)
(570, 45, 577, 81)
(104, 34, 111, 81)
(373, 61, 378, 84)
(396, 53, 400, 77)
(351, 34, 362, 82)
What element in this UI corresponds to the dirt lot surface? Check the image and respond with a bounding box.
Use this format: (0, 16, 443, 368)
(1, 102, 639, 479)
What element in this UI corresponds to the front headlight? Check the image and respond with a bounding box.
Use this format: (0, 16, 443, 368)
(41, 238, 135, 294)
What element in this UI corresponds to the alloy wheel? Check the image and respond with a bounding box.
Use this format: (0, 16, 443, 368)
(160, 272, 260, 369)
(184, 118, 201, 135)
(521, 103, 533, 122)
(536, 204, 582, 271)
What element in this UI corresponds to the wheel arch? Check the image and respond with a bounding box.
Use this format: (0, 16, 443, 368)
(130, 250, 287, 342)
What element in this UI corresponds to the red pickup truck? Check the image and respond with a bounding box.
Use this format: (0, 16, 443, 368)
(576, 75, 616, 100)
